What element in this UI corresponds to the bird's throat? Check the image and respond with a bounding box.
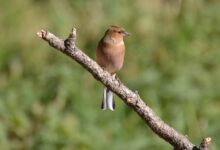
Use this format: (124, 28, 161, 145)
(105, 35, 124, 45)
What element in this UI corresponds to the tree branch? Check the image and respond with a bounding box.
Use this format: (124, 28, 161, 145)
(199, 137, 212, 150)
(37, 28, 211, 150)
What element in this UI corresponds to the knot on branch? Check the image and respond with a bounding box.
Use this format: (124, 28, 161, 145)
(64, 28, 77, 50)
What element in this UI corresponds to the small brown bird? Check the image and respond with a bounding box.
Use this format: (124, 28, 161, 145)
(96, 25, 130, 111)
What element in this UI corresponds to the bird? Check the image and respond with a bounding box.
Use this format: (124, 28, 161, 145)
(96, 25, 130, 111)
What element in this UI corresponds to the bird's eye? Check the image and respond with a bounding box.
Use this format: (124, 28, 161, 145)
(118, 31, 122, 34)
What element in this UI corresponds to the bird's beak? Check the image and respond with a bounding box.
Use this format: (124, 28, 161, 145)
(122, 31, 131, 37)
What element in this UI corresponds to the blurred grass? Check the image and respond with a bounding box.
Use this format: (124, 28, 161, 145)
(0, 0, 220, 149)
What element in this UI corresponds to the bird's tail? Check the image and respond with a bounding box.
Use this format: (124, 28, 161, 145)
(101, 87, 115, 111)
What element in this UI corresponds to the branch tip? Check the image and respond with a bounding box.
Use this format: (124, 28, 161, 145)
(66, 27, 77, 43)
(37, 30, 47, 38)
(71, 27, 76, 34)
(199, 137, 212, 150)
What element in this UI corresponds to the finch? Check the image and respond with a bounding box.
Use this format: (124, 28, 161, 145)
(96, 25, 130, 111)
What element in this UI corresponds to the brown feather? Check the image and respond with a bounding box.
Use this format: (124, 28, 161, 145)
(96, 26, 127, 74)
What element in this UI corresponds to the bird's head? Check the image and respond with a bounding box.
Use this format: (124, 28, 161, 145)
(105, 25, 130, 40)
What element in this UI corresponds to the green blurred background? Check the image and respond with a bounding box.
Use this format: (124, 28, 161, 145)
(0, 0, 220, 149)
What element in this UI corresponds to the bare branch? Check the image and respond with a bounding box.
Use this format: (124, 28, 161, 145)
(199, 137, 212, 150)
(37, 28, 211, 150)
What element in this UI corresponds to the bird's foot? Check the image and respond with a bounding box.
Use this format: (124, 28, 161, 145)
(113, 74, 122, 86)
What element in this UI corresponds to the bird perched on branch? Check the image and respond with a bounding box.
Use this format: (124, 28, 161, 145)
(96, 25, 130, 111)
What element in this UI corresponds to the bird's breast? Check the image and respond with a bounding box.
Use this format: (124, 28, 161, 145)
(96, 39, 125, 74)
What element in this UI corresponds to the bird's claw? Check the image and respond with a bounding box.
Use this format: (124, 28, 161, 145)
(114, 75, 122, 86)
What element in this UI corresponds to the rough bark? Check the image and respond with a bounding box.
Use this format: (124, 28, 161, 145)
(37, 28, 211, 150)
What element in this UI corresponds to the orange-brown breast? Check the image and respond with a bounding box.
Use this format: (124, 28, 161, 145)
(96, 37, 125, 74)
